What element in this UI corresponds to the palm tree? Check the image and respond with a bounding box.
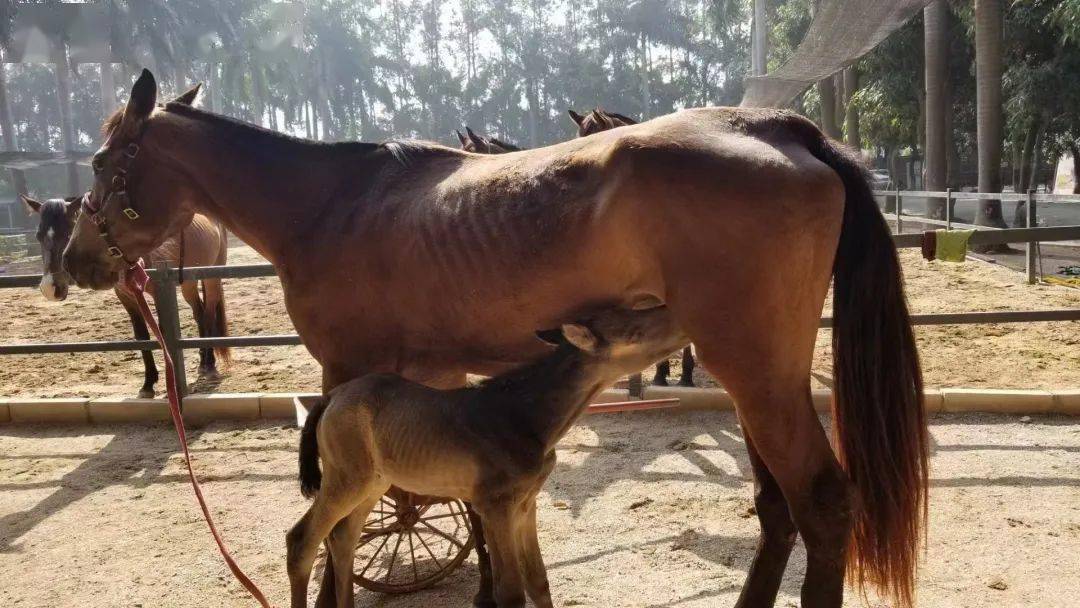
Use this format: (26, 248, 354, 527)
(974, 0, 1006, 228)
(924, 0, 948, 218)
(843, 65, 861, 150)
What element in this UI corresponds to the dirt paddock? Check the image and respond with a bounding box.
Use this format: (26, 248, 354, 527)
(1, 410, 1077, 608)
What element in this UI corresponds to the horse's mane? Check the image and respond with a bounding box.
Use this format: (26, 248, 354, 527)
(102, 102, 459, 168)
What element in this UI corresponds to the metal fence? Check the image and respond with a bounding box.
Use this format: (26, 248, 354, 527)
(1, 190, 1080, 397)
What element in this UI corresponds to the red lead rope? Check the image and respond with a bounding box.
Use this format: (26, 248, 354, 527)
(123, 261, 273, 607)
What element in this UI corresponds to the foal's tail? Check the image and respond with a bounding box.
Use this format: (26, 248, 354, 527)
(299, 396, 329, 499)
(811, 136, 928, 607)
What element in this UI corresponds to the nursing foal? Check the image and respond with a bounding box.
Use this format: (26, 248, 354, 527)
(288, 305, 686, 608)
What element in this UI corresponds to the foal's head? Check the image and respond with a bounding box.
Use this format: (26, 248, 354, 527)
(23, 194, 83, 301)
(63, 69, 204, 290)
(540, 306, 686, 377)
(455, 126, 521, 154)
(567, 108, 638, 137)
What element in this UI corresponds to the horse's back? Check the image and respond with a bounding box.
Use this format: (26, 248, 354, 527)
(147, 214, 226, 268)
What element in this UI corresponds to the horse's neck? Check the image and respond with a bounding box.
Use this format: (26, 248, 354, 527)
(477, 347, 607, 449)
(148, 113, 376, 266)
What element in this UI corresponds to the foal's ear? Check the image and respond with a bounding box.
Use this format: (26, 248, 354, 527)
(455, 129, 468, 147)
(568, 109, 585, 126)
(172, 83, 202, 106)
(119, 69, 158, 136)
(560, 324, 598, 353)
(21, 195, 42, 214)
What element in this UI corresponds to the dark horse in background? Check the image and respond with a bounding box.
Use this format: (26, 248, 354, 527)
(24, 194, 230, 396)
(463, 108, 696, 386)
(62, 70, 926, 608)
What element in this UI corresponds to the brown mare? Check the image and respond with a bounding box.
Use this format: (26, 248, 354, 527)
(465, 108, 697, 386)
(25, 193, 229, 396)
(62, 70, 926, 608)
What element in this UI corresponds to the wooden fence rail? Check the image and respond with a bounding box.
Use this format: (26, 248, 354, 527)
(2, 213, 1080, 397)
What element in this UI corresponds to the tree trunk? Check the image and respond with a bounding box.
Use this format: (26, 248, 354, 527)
(54, 46, 80, 195)
(843, 66, 861, 151)
(752, 0, 768, 76)
(924, 0, 949, 218)
(99, 62, 116, 118)
(207, 61, 220, 113)
(1014, 121, 1045, 227)
(974, 0, 1007, 230)
(1069, 142, 1080, 194)
(0, 59, 28, 226)
(818, 77, 840, 139)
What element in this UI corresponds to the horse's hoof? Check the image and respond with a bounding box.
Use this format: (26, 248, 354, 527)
(199, 368, 221, 380)
(472, 596, 497, 608)
(651, 378, 669, 387)
(138, 389, 155, 399)
(678, 379, 695, 388)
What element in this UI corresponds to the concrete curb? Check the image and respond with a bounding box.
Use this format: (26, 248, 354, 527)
(1, 387, 1078, 426)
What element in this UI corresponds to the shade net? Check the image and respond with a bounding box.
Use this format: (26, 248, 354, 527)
(740, 0, 937, 108)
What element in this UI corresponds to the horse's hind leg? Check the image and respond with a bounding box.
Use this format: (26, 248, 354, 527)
(678, 346, 696, 387)
(179, 280, 212, 375)
(733, 432, 798, 608)
(692, 336, 851, 607)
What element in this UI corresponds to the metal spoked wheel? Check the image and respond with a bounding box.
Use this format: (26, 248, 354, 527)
(353, 489, 475, 594)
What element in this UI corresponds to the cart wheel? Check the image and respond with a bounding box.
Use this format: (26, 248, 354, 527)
(353, 491, 475, 594)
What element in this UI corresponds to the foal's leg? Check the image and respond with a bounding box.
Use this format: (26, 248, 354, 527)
(733, 432, 798, 608)
(466, 504, 496, 608)
(286, 475, 368, 608)
(473, 500, 526, 608)
(517, 500, 552, 608)
(326, 491, 385, 608)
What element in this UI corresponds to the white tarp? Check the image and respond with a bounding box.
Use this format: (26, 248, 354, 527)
(741, 0, 937, 108)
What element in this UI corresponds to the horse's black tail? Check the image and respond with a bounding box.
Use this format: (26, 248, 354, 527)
(299, 397, 329, 499)
(808, 132, 928, 608)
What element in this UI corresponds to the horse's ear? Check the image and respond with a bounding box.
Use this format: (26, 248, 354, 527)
(21, 194, 41, 214)
(119, 69, 157, 136)
(172, 82, 202, 106)
(568, 109, 585, 126)
(455, 129, 468, 147)
(465, 126, 483, 145)
(561, 324, 598, 353)
(63, 195, 83, 217)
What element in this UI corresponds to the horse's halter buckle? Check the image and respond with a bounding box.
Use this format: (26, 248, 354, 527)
(84, 132, 145, 266)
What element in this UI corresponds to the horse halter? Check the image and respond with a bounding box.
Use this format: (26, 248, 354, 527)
(84, 138, 144, 266)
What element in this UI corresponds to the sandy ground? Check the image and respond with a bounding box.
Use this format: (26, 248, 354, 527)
(2, 243, 1078, 398)
(0, 410, 1077, 607)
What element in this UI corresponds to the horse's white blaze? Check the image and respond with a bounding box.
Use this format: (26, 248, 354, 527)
(39, 273, 60, 301)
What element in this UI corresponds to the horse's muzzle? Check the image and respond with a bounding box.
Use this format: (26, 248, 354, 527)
(38, 273, 69, 301)
(64, 253, 120, 290)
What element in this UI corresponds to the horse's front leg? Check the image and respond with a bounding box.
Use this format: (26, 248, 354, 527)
(117, 290, 158, 398)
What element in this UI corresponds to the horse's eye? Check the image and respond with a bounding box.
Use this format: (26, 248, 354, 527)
(92, 158, 104, 173)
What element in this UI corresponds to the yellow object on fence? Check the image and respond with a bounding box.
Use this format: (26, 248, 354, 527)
(1042, 276, 1080, 289)
(935, 229, 975, 262)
